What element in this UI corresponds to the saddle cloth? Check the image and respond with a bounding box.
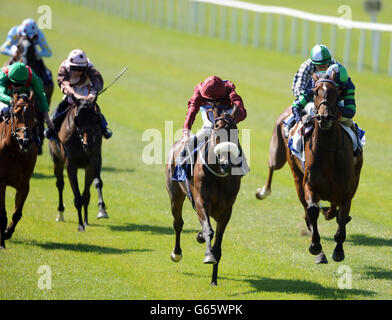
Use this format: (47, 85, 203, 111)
(286, 119, 366, 168)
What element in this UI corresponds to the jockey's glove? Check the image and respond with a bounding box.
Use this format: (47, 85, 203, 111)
(182, 129, 190, 142)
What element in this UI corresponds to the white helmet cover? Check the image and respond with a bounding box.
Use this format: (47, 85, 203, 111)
(67, 49, 88, 67)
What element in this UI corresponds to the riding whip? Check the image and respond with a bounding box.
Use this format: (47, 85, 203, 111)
(98, 66, 128, 96)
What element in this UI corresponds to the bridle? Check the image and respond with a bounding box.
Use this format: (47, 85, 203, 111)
(200, 114, 239, 178)
(7, 96, 35, 152)
(314, 79, 338, 121)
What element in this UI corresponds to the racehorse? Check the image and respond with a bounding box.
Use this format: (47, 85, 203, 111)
(4, 35, 54, 154)
(0, 92, 38, 248)
(48, 96, 108, 232)
(166, 106, 242, 285)
(281, 73, 363, 263)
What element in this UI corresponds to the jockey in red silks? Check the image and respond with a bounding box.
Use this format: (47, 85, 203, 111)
(177, 75, 249, 174)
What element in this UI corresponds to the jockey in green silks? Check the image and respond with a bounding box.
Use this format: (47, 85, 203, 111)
(0, 62, 54, 131)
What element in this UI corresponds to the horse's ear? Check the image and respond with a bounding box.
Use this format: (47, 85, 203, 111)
(329, 70, 337, 82)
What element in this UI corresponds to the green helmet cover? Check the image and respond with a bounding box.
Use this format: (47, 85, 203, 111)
(310, 44, 332, 65)
(7, 62, 29, 84)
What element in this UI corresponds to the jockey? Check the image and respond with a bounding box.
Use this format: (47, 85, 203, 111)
(290, 63, 361, 155)
(0, 62, 54, 131)
(0, 18, 52, 86)
(292, 44, 337, 97)
(291, 63, 356, 126)
(177, 75, 248, 172)
(49, 49, 112, 139)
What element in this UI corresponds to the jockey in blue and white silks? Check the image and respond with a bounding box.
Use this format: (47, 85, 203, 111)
(0, 18, 52, 58)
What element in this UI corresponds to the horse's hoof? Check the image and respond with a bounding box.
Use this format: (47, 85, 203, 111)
(332, 249, 345, 262)
(321, 207, 335, 220)
(170, 251, 182, 262)
(97, 210, 109, 219)
(56, 212, 65, 222)
(255, 187, 271, 200)
(315, 251, 328, 264)
(0, 245, 5, 250)
(210, 281, 217, 286)
(204, 254, 217, 264)
(4, 229, 13, 240)
(78, 225, 85, 232)
(309, 243, 322, 255)
(196, 231, 205, 244)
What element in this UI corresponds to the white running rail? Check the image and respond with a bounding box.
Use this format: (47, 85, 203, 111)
(67, 0, 392, 76)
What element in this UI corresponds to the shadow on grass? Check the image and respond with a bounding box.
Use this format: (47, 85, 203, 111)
(322, 234, 392, 247)
(347, 234, 392, 247)
(11, 239, 152, 255)
(183, 272, 376, 299)
(109, 223, 198, 235)
(102, 166, 135, 174)
(362, 266, 392, 281)
(32, 172, 54, 179)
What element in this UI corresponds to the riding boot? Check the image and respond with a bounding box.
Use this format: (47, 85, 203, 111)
(284, 117, 296, 138)
(99, 113, 112, 139)
(51, 98, 70, 132)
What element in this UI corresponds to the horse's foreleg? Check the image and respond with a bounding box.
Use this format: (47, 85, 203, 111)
(4, 184, 29, 240)
(93, 157, 108, 219)
(54, 159, 65, 222)
(0, 183, 7, 249)
(82, 167, 94, 227)
(332, 200, 351, 262)
(169, 188, 185, 263)
(67, 165, 84, 232)
(210, 208, 232, 286)
(195, 200, 215, 264)
(94, 177, 108, 219)
(304, 182, 322, 256)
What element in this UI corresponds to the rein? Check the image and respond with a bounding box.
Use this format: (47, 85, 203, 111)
(198, 137, 229, 178)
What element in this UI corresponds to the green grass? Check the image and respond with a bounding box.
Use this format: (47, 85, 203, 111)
(0, 0, 391, 300)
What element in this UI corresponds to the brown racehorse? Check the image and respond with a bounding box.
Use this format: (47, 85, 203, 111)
(4, 35, 54, 154)
(0, 92, 38, 248)
(282, 74, 363, 263)
(166, 106, 242, 285)
(48, 96, 108, 232)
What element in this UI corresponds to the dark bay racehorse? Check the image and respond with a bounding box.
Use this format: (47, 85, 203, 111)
(4, 35, 54, 154)
(286, 74, 363, 263)
(48, 97, 108, 232)
(0, 92, 38, 248)
(166, 106, 242, 285)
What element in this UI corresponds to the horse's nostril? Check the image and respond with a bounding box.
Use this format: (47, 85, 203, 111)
(317, 115, 321, 121)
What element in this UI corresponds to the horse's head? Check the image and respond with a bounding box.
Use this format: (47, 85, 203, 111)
(10, 92, 37, 152)
(312, 73, 339, 130)
(17, 35, 36, 65)
(72, 97, 101, 153)
(211, 105, 240, 175)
